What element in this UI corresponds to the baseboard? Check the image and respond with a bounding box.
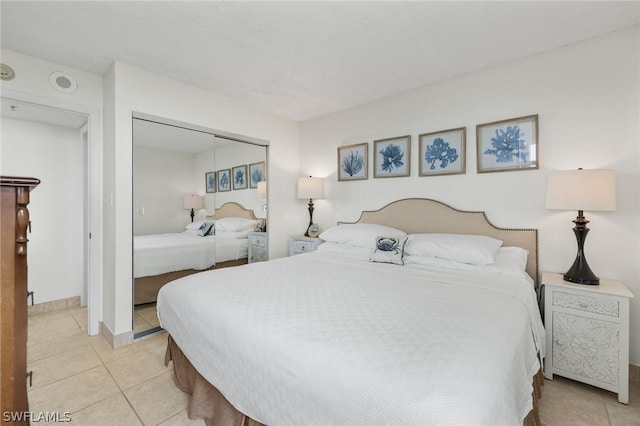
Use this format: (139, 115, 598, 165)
(100, 321, 134, 349)
(630, 364, 640, 384)
(27, 296, 81, 315)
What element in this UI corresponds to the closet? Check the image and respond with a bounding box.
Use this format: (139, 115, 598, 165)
(1, 176, 39, 424)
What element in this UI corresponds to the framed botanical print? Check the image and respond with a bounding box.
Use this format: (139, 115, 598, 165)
(232, 165, 248, 190)
(205, 171, 216, 193)
(338, 143, 368, 181)
(374, 135, 411, 178)
(476, 115, 538, 173)
(419, 127, 466, 176)
(217, 169, 231, 192)
(249, 161, 266, 189)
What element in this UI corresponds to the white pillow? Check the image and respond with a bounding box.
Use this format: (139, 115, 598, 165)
(404, 246, 529, 277)
(185, 220, 212, 231)
(216, 230, 250, 239)
(215, 217, 259, 232)
(404, 233, 502, 265)
(319, 224, 407, 248)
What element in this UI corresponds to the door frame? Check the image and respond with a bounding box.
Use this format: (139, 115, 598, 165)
(2, 88, 103, 335)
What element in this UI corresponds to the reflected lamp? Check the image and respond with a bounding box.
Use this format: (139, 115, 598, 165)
(545, 168, 616, 285)
(183, 194, 203, 222)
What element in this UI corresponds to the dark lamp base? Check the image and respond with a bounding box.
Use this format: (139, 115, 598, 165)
(563, 211, 600, 286)
(563, 273, 599, 286)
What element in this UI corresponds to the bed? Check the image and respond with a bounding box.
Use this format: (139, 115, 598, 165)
(134, 202, 262, 305)
(157, 198, 545, 425)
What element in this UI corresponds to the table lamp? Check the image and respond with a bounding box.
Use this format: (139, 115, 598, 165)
(297, 176, 324, 237)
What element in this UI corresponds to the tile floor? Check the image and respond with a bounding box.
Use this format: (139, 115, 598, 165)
(27, 307, 640, 425)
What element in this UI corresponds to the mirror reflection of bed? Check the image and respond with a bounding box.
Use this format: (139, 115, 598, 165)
(132, 117, 268, 337)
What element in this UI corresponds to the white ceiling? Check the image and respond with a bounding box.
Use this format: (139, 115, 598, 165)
(1, 1, 639, 122)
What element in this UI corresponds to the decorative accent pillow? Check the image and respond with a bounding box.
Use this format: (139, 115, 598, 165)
(404, 233, 503, 265)
(215, 217, 259, 232)
(319, 224, 406, 248)
(369, 236, 407, 265)
(197, 221, 215, 236)
(185, 220, 212, 231)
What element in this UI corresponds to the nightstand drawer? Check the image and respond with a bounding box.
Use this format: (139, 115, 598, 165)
(249, 234, 267, 247)
(552, 291, 619, 317)
(292, 240, 313, 253)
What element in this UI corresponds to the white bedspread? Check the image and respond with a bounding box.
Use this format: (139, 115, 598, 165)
(158, 250, 545, 425)
(134, 232, 247, 278)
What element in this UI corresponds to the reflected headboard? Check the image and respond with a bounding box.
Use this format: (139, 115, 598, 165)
(213, 202, 264, 229)
(342, 198, 539, 285)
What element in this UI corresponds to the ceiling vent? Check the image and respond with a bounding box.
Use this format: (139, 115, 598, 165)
(49, 71, 78, 93)
(1, 64, 15, 81)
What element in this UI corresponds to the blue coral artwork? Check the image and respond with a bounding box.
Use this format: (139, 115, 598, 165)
(338, 143, 368, 181)
(205, 171, 216, 193)
(373, 136, 411, 178)
(232, 165, 248, 190)
(249, 161, 265, 188)
(419, 127, 466, 176)
(217, 169, 231, 192)
(476, 115, 538, 173)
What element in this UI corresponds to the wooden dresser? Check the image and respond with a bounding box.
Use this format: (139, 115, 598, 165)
(1, 176, 39, 424)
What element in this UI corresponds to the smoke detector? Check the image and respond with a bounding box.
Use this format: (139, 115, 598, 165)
(1, 64, 15, 81)
(49, 71, 78, 93)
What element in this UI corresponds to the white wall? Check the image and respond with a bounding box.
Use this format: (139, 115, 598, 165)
(0, 117, 84, 303)
(104, 62, 300, 335)
(133, 146, 198, 235)
(299, 26, 640, 364)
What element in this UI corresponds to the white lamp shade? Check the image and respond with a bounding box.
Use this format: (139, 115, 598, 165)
(183, 194, 203, 210)
(545, 169, 616, 211)
(257, 181, 267, 199)
(297, 177, 324, 200)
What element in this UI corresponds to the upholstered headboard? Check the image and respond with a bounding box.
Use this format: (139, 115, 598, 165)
(342, 198, 539, 285)
(214, 202, 264, 229)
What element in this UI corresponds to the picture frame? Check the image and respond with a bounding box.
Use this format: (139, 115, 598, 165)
(217, 169, 231, 192)
(248, 161, 266, 188)
(337, 142, 368, 181)
(476, 114, 539, 173)
(373, 135, 411, 178)
(419, 127, 466, 177)
(205, 171, 216, 193)
(232, 164, 248, 190)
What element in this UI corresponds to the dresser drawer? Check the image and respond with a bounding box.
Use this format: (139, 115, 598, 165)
(292, 240, 313, 253)
(249, 234, 267, 248)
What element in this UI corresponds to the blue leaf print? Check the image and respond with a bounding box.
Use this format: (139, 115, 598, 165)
(235, 169, 245, 186)
(220, 173, 229, 189)
(425, 138, 458, 170)
(207, 174, 215, 189)
(251, 168, 263, 185)
(483, 125, 529, 163)
(342, 150, 364, 176)
(379, 144, 404, 172)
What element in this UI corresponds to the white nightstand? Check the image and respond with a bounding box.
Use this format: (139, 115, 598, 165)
(288, 235, 322, 256)
(542, 271, 634, 403)
(248, 232, 268, 263)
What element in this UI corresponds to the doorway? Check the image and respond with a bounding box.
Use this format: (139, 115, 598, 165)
(1, 93, 102, 335)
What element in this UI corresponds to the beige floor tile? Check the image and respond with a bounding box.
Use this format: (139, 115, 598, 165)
(539, 377, 610, 426)
(28, 330, 92, 363)
(158, 409, 205, 425)
(69, 306, 88, 331)
(606, 401, 640, 426)
(70, 393, 143, 426)
(28, 345, 102, 389)
(105, 344, 171, 390)
(136, 305, 160, 327)
(28, 309, 73, 324)
(28, 313, 82, 342)
(134, 313, 154, 333)
(124, 372, 189, 425)
(28, 366, 120, 414)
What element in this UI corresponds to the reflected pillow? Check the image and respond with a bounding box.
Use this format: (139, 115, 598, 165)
(319, 224, 406, 248)
(216, 217, 259, 232)
(369, 236, 407, 265)
(185, 220, 212, 231)
(404, 233, 502, 265)
(197, 221, 215, 237)
(216, 230, 250, 239)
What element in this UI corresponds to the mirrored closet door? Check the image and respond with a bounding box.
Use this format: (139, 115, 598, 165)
(132, 116, 267, 337)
